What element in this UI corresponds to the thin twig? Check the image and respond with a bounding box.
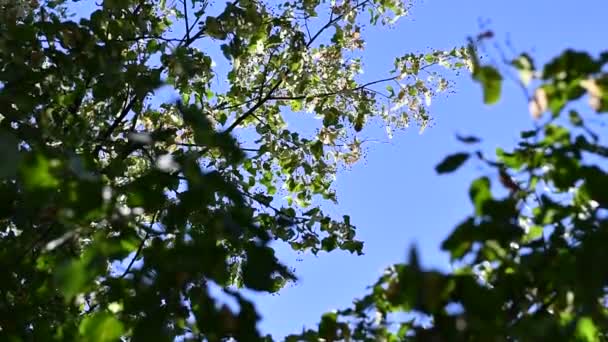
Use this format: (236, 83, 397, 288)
(93, 93, 137, 155)
(268, 76, 397, 101)
(119, 232, 148, 278)
(105, 35, 185, 43)
(120, 213, 158, 278)
(214, 98, 257, 111)
(183, 0, 191, 42)
(176, 142, 259, 152)
(303, 16, 312, 41)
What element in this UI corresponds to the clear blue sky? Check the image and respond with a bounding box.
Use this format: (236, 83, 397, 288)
(69, 0, 607, 339)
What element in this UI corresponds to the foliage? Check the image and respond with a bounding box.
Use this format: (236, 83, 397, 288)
(0, 0, 467, 340)
(291, 37, 608, 341)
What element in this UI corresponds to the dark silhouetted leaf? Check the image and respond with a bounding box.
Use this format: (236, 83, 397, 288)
(435, 153, 470, 174)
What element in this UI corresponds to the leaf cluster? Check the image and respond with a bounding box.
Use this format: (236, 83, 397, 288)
(293, 42, 608, 341)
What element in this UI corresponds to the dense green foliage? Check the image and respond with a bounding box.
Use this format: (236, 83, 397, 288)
(0, 0, 467, 340)
(290, 39, 608, 341)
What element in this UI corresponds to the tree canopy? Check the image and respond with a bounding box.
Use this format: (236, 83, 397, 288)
(0, 0, 467, 340)
(5, 0, 607, 341)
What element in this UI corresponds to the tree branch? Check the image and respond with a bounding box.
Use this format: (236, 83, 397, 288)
(93, 10, 213, 155)
(183, 0, 191, 42)
(223, 0, 370, 133)
(120, 213, 158, 279)
(106, 35, 185, 43)
(176, 142, 259, 152)
(224, 81, 283, 133)
(269, 76, 397, 101)
(214, 98, 257, 111)
(306, 0, 369, 48)
(93, 94, 137, 155)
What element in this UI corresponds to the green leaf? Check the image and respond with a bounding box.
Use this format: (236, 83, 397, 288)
(55, 259, 89, 302)
(205, 17, 226, 40)
(569, 110, 583, 126)
(319, 312, 338, 341)
(511, 53, 535, 85)
(354, 112, 364, 132)
(435, 153, 470, 174)
(323, 108, 340, 127)
(522, 226, 543, 243)
(79, 312, 124, 342)
(512, 53, 535, 71)
(575, 317, 598, 342)
(340, 240, 364, 255)
(20, 153, 60, 190)
(542, 50, 600, 82)
(469, 177, 492, 215)
(473, 66, 503, 104)
(441, 218, 475, 259)
(520, 130, 537, 139)
(455, 134, 481, 144)
(310, 141, 324, 159)
(321, 236, 338, 252)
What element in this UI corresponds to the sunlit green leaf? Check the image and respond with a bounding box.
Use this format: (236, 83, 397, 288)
(575, 317, 598, 342)
(473, 66, 503, 104)
(79, 313, 124, 342)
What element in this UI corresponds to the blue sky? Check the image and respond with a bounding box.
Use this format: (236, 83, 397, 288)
(68, 0, 607, 338)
